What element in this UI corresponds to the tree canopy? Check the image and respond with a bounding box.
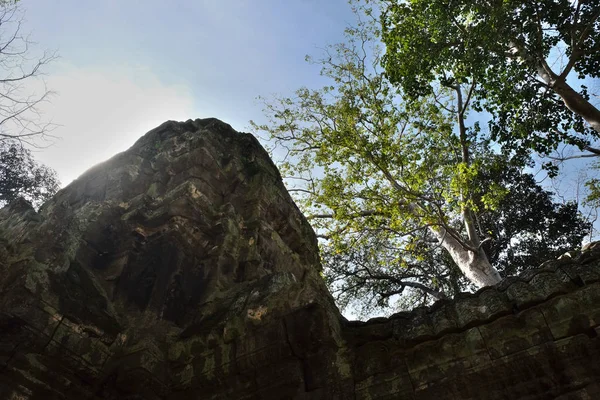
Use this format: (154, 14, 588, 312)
(0, 140, 59, 208)
(381, 0, 600, 158)
(324, 160, 589, 315)
(255, 13, 503, 290)
(253, 2, 593, 315)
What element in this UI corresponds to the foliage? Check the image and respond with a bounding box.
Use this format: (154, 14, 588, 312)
(323, 234, 467, 316)
(253, 2, 593, 315)
(380, 0, 600, 158)
(253, 7, 511, 296)
(586, 174, 600, 207)
(325, 157, 590, 315)
(0, 140, 59, 208)
(477, 159, 590, 276)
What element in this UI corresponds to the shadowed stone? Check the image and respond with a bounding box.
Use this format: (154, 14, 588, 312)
(1, 118, 599, 399)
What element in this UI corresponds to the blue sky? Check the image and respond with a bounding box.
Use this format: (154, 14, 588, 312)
(13, 0, 600, 230)
(21, 0, 356, 184)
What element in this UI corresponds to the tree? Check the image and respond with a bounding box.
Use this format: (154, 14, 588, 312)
(477, 160, 590, 276)
(380, 0, 600, 158)
(0, 1, 59, 208)
(0, 1, 56, 146)
(0, 140, 59, 208)
(254, 2, 593, 313)
(324, 155, 590, 316)
(253, 10, 513, 293)
(323, 234, 466, 315)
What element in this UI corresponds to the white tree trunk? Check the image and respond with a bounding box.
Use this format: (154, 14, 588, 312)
(446, 84, 501, 287)
(432, 227, 502, 287)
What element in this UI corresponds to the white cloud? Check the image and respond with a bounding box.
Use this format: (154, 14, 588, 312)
(32, 63, 195, 185)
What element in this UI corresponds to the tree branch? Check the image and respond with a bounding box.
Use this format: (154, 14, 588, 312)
(307, 209, 384, 220)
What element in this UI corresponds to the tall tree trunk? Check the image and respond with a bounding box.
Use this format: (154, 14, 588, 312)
(432, 227, 502, 287)
(438, 83, 501, 287)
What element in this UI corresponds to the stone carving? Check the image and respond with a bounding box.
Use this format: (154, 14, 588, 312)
(1, 118, 599, 399)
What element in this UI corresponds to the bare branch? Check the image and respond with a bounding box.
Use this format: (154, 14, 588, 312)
(0, 3, 57, 146)
(307, 209, 384, 220)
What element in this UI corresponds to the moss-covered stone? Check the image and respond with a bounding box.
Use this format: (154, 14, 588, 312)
(1, 118, 600, 399)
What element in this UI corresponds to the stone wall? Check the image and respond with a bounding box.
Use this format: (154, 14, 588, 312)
(0, 118, 599, 399)
(347, 252, 600, 399)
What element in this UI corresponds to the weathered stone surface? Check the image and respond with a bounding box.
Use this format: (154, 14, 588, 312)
(1, 118, 600, 399)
